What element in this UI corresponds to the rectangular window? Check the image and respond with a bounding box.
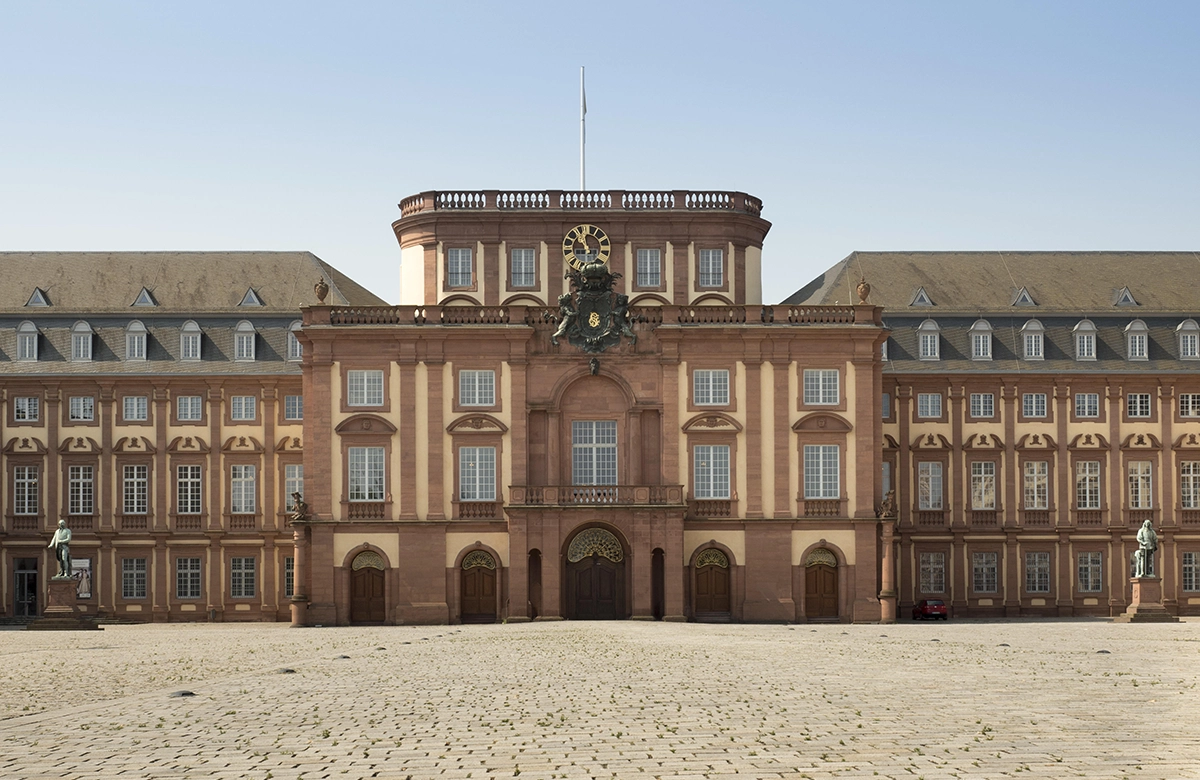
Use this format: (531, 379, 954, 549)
(285, 464, 304, 510)
(123, 465, 148, 514)
(802, 369, 839, 406)
(803, 444, 840, 499)
(1128, 461, 1153, 509)
(459, 370, 496, 406)
(1025, 551, 1051, 593)
(971, 462, 996, 510)
(969, 393, 994, 418)
(230, 464, 256, 514)
(127, 332, 146, 361)
(698, 248, 724, 287)
(348, 447, 385, 502)
(1075, 392, 1099, 418)
(285, 556, 295, 598)
(510, 248, 535, 287)
(14, 396, 39, 422)
(881, 339, 889, 361)
(17, 332, 37, 361)
(572, 420, 617, 486)
(235, 333, 255, 361)
(178, 395, 203, 421)
(1076, 461, 1101, 509)
(447, 247, 473, 287)
(1024, 332, 1044, 360)
(284, 395, 304, 421)
(1077, 551, 1103, 593)
(1076, 332, 1095, 360)
(881, 392, 891, 419)
(123, 396, 148, 422)
(1022, 393, 1047, 418)
(881, 461, 892, 497)
(1182, 462, 1200, 510)
(122, 558, 147, 599)
(919, 552, 945, 593)
(1180, 394, 1200, 418)
(919, 332, 939, 360)
(177, 465, 202, 514)
(1024, 461, 1049, 510)
(176, 557, 202, 599)
(918, 462, 943, 510)
(1128, 333, 1147, 360)
(1184, 552, 1199, 592)
(14, 465, 38, 515)
(68, 465, 94, 515)
(347, 370, 384, 406)
(459, 446, 496, 501)
(72, 332, 92, 361)
(181, 331, 201, 360)
(636, 248, 661, 287)
(693, 369, 730, 406)
(1127, 393, 1152, 418)
(287, 331, 303, 361)
(694, 444, 732, 500)
(230, 557, 256, 598)
(917, 393, 942, 419)
(230, 395, 257, 421)
(1181, 333, 1199, 359)
(972, 552, 998, 593)
(69, 396, 94, 422)
(971, 333, 991, 360)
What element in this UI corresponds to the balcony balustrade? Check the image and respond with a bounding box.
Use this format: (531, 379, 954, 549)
(508, 485, 685, 507)
(970, 509, 998, 527)
(10, 515, 39, 532)
(345, 502, 388, 521)
(1021, 509, 1052, 527)
(398, 189, 763, 218)
(174, 514, 203, 531)
(1181, 509, 1200, 526)
(801, 499, 843, 518)
(454, 501, 503, 520)
(118, 514, 147, 531)
(1074, 509, 1104, 527)
(228, 514, 258, 531)
(916, 510, 946, 527)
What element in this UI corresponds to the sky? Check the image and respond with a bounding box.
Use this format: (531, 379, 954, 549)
(2, 1, 1198, 304)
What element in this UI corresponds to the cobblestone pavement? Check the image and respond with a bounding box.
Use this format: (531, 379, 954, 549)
(1, 619, 1198, 779)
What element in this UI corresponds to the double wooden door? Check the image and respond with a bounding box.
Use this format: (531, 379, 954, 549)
(568, 554, 622, 620)
(805, 564, 839, 619)
(350, 568, 386, 624)
(461, 566, 497, 623)
(694, 564, 731, 619)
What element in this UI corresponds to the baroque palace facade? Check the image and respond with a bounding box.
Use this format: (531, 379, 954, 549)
(2, 194, 1197, 623)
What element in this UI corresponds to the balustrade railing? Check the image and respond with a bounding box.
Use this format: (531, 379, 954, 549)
(1021, 510, 1052, 527)
(1074, 509, 1104, 527)
(916, 510, 946, 527)
(802, 499, 843, 518)
(175, 515, 203, 531)
(396, 190, 763, 217)
(345, 502, 388, 520)
(119, 514, 148, 531)
(509, 485, 685, 506)
(970, 510, 998, 527)
(1128, 509, 1156, 526)
(454, 501, 502, 520)
(228, 514, 257, 531)
(689, 499, 735, 518)
(11, 515, 39, 531)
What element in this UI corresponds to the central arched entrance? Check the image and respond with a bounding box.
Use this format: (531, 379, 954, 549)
(565, 527, 626, 620)
(350, 551, 386, 624)
(804, 548, 839, 620)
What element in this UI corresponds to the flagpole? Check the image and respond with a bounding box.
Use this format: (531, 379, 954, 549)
(580, 66, 586, 191)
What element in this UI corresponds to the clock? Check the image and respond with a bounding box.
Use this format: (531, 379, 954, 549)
(562, 224, 611, 271)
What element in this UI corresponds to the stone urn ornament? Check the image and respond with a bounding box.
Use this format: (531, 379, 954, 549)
(314, 277, 330, 303)
(856, 276, 871, 304)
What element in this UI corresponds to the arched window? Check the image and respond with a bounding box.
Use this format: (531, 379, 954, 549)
(1073, 319, 1097, 361)
(125, 320, 147, 361)
(180, 320, 202, 361)
(71, 321, 94, 362)
(1021, 319, 1045, 361)
(234, 320, 256, 362)
(1177, 319, 1199, 360)
(969, 319, 993, 361)
(16, 321, 38, 361)
(1125, 319, 1149, 361)
(287, 321, 303, 361)
(917, 319, 940, 361)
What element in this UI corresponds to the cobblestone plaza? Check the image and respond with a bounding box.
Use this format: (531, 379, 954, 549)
(2, 620, 1198, 779)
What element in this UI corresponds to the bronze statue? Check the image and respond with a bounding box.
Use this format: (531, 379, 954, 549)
(48, 519, 72, 578)
(606, 294, 638, 344)
(550, 293, 577, 346)
(1135, 519, 1158, 578)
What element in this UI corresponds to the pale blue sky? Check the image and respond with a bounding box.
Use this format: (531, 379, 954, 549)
(2, 2, 1197, 304)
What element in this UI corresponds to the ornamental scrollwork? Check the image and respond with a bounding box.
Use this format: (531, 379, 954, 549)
(566, 528, 624, 563)
(461, 550, 497, 570)
(695, 548, 729, 569)
(805, 548, 838, 568)
(351, 551, 385, 571)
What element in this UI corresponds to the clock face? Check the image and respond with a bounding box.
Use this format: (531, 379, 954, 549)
(562, 224, 611, 271)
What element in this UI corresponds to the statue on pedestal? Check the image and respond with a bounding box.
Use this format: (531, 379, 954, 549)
(1135, 519, 1158, 578)
(48, 519, 72, 578)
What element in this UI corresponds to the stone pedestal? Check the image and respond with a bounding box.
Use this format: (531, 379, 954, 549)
(27, 577, 101, 631)
(1113, 577, 1179, 623)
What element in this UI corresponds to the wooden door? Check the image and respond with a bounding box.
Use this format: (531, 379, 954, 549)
(461, 566, 497, 623)
(805, 564, 839, 619)
(350, 567, 386, 624)
(15, 559, 37, 618)
(694, 564, 731, 618)
(570, 554, 620, 620)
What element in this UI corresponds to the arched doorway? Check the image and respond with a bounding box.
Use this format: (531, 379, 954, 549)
(804, 548, 839, 620)
(651, 548, 665, 621)
(350, 551, 386, 624)
(528, 549, 542, 620)
(565, 527, 626, 620)
(460, 550, 498, 623)
(694, 548, 731, 621)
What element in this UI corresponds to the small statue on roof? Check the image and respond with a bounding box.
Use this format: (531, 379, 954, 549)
(314, 277, 330, 303)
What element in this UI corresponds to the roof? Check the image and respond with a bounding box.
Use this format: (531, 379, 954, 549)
(0, 252, 387, 314)
(784, 251, 1200, 313)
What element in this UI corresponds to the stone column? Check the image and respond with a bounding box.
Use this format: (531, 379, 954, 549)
(289, 523, 310, 627)
(878, 520, 897, 623)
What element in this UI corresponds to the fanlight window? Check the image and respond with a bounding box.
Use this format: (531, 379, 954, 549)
(566, 528, 624, 563)
(695, 548, 729, 569)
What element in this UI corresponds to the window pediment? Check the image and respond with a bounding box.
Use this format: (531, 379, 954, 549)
(910, 433, 952, 451)
(447, 414, 508, 434)
(276, 436, 303, 452)
(791, 412, 851, 433)
(221, 435, 265, 453)
(964, 433, 1003, 449)
(58, 436, 102, 454)
(1120, 432, 1161, 451)
(1173, 432, 1200, 451)
(1068, 432, 1110, 450)
(335, 414, 398, 435)
(682, 412, 743, 433)
(1015, 433, 1055, 450)
(167, 435, 210, 453)
(114, 436, 157, 454)
(3, 436, 47, 454)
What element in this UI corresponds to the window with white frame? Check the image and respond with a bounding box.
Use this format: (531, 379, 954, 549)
(694, 444, 732, 500)
(1025, 551, 1051, 593)
(230, 465, 256, 514)
(1074, 320, 1097, 361)
(68, 396, 94, 422)
(348, 447, 384, 502)
(881, 392, 891, 419)
(918, 462, 943, 510)
(13, 396, 39, 422)
(447, 247, 473, 287)
(347, 370, 384, 406)
(458, 446, 496, 501)
(459, 370, 496, 406)
(178, 395, 203, 421)
(1074, 392, 1099, 418)
(234, 321, 256, 361)
(1022, 392, 1047, 418)
(230, 557, 256, 598)
(176, 557, 202, 599)
(972, 552, 998, 593)
(126, 321, 147, 361)
(1181, 462, 1200, 510)
(16, 321, 38, 361)
(123, 396, 148, 422)
(13, 465, 38, 515)
(802, 369, 839, 405)
(177, 465, 202, 514)
(1180, 394, 1200, 418)
(693, 369, 730, 406)
(1184, 552, 1199, 592)
(1128, 461, 1153, 509)
(917, 393, 942, 418)
(230, 395, 256, 421)
(510, 248, 536, 287)
(285, 464, 304, 510)
(71, 321, 93, 362)
(284, 395, 303, 421)
(1022, 320, 1044, 360)
(881, 461, 892, 497)
(284, 556, 295, 598)
(803, 444, 839, 500)
(919, 552, 945, 593)
(969, 320, 992, 360)
(1178, 320, 1200, 359)
(180, 321, 201, 361)
(969, 393, 994, 418)
(971, 462, 996, 510)
(572, 420, 617, 486)
(122, 558, 147, 599)
(1077, 551, 1102, 592)
(1024, 461, 1049, 509)
(69, 465, 94, 514)
(1126, 320, 1148, 360)
(1076, 461, 1101, 509)
(123, 465, 148, 514)
(287, 322, 303, 361)
(636, 248, 660, 287)
(1127, 393, 1151, 418)
(917, 320, 940, 360)
(698, 248, 723, 287)
(881, 339, 889, 361)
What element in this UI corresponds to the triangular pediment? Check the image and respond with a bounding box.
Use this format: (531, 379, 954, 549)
(910, 287, 934, 307)
(25, 287, 50, 307)
(132, 287, 158, 307)
(239, 287, 264, 307)
(1012, 287, 1037, 306)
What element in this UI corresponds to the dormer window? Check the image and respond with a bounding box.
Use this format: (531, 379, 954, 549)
(1021, 319, 1045, 361)
(71, 321, 94, 362)
(1011, 287, 1037, 306)
(180, 320, 202, 361)
(1114, 287, 1138, 307)
(1177, 319, 1199, 360)
(969, 319, 993, 360)
(132, 287, 158, 307)
(16, 321, 38, 361)
(917, 319, 940, 360)
(25, 288, 50, 307)
(1074, 319, 1097, 361)
(287, 321, 303, 361)
(910, 287, 934, 307)
(125, 320, 147, 361)
(1125, 319, 1149, 361)
(234, 320, 256, 362)
(239, 288, 264, 307)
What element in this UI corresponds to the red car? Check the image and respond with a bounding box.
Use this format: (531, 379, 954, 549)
(912, 599, 948, 620)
